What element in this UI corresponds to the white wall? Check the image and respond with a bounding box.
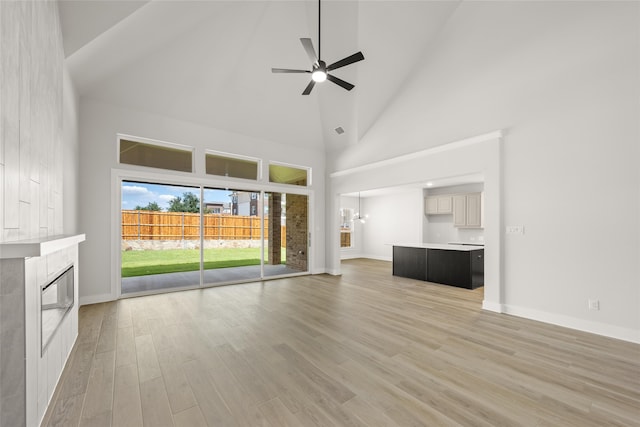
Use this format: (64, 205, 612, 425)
(62, 68, 80, 235)
(78, 99, 326, 304)
(329, 2, 640, 342)
(361, 190, 424, 261)
(340, 191, 425, 261)
(424, 183, 485, 244)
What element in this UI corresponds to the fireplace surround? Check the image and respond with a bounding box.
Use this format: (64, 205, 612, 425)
(0, 234, 85, 426)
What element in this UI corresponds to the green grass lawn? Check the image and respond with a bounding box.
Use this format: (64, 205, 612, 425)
(121, 247, 285, 277)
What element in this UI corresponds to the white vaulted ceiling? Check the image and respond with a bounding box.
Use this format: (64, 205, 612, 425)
(59, 0, 460, 152)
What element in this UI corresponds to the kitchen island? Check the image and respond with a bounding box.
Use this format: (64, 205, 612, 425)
(392, 243, 484, 289)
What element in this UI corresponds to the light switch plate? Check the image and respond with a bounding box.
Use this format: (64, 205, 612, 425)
(506, 225, 525, 235)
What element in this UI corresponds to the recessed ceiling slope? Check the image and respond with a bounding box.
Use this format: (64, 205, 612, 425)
(61, 1, 458, 153)
(58, 0, 149, 57)
(356, 1, 460, 141)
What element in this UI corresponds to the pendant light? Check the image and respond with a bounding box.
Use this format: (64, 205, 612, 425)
(353, 192, 366, 224)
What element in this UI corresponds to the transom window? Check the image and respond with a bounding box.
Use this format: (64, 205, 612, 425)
(119, 137, 194, 173)
(269, 163, 309, 186)
(206, 151, 260, 180)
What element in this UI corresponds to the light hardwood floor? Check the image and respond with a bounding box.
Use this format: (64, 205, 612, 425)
(42, 259, 640, 426)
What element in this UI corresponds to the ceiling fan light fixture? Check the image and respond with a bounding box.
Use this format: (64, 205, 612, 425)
(271, 0, 364, 95)
(312, 70, 327, 82)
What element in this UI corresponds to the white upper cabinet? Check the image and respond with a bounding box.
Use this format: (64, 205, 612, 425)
(426, 192, 482, 228)
(425, 195, 452, 214)
(452, 192, 482, 228)
(465, 193, 482, 228)
(453, 194, 467, 226)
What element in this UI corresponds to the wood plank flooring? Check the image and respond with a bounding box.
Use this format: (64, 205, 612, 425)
(42, 259, 640, 426)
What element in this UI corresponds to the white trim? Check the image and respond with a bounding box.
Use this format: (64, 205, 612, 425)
(306, 191, 315, 275)
(330, 130, 503, 178)
(361, 254, 393, 262)
(205, 149, 261, 164)
(340, 252, 365, 260)
(79, 293, 114, 306)
(117, 132, 194, 152)
(482, 300, 503, 313)
(501, 303, 640, 344)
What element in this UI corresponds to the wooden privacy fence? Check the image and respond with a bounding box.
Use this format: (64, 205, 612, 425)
(122, 210, 285, 243)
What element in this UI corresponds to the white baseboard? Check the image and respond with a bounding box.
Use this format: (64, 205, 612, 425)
(341, 253, 392, 262)
(79, 293, 114, 306)
(482, 300, 503, 313)
(325, 269, 342, 276)
(310, 267, 326, 275)
(341, 254, 392, 262)
(340, 252, 365, 260)
(362, 254, 392, 262)
(499, 303, 640, 344)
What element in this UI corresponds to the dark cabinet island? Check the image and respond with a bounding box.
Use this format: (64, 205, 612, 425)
(392, 244, 484, 289)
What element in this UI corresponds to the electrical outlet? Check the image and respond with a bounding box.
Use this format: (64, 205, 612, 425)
(506, 225, 525, 235)
(588, 299, 600, 310)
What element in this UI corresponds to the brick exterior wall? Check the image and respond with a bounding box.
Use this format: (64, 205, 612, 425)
(285, 194, 308, 271)
(267, 193, 281, 265)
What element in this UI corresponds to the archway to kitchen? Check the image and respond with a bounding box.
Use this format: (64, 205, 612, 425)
(328, 131, 502, 312)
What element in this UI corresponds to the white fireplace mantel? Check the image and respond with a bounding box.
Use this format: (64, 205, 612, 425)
(0, 233, 85, 426)
(0, 233, 86, 259)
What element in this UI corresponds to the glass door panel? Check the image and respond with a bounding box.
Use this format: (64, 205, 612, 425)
(121, 181, 201, 294)
(201, 187, 262, 285)
(263, 192, 309, 277)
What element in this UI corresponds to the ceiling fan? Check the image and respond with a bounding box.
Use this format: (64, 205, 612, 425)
(272, 0, 364, 95)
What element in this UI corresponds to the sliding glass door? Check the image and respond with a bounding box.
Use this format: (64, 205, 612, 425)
(120, 181, 202, 295)
(120, 180, 310, 296)
(201, 187, 262, 285)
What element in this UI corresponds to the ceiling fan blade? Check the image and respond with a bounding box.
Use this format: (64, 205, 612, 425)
(300, 38, 319, 65)
(327, 51, 365, 71)
(272, 68, 310, 73)
(302, 80, 316, 95)
(327, 74, 355, 91)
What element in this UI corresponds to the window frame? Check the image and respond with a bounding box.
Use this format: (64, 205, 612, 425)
(268, 161, 312, 187)
(205, 149, 262, 181)
(117, 134, 195, 173)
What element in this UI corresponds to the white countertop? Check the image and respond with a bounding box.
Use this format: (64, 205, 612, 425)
(391, 242, 484, 251)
